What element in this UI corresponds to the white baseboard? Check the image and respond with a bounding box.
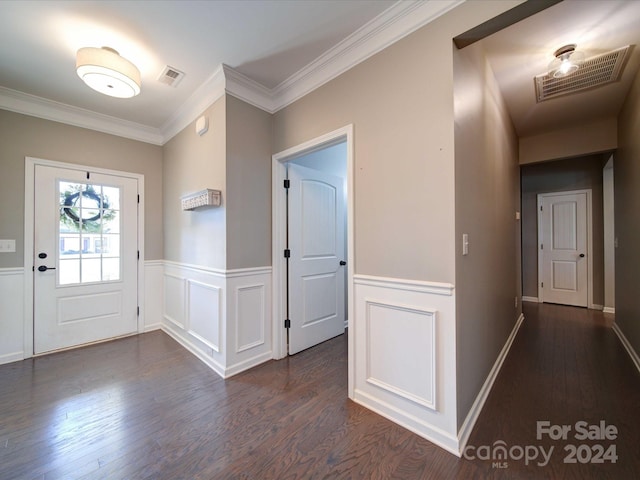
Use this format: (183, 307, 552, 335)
(603, 307, 615, 314)
(161, 325, 226, 378)
(144, 323, 162, 332)
(521, 296, 539, 303)
(353, 390, 460, 456)
(592, 304, 604, 311)
(612, 323, 640, 374)
(0, 351, 24, 366)
(457, 313, 524, 453)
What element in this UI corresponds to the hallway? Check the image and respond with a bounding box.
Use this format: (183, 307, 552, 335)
(0, 303, 638, 478)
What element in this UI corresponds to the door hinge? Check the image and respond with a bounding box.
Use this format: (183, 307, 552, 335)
(284, 179, 290, 189)
(284, 319, 291, 328)
(541, 282, 544, 288)
(540, 205, 543, 211)
(137, 306, 140, 316)
(137, 251, 140, 260)
(86, 171, 90, 180)
(137, 194, 140, 203)
(284, 249, 290, 258)
(540, 244, 543, 250)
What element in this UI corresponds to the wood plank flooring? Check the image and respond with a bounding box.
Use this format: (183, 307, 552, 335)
(1, 302, 638, 479)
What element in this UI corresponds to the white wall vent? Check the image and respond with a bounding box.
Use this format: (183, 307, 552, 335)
(158, 66, 185, 87)
(535, 45, 631, 102)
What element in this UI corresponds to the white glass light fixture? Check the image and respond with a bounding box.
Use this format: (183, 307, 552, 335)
(76, 47, 141, 98)
(548, 44, 585, 78)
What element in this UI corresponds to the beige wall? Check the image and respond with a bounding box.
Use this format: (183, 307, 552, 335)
(520, 155, 606, 305)
(272, 0, 520, 283)
(0, 109, 163, 268)
(162, 97, 227, 269)
(615, 66, 640, 353)
(519, 117, 617, 165)
(225, 95, 272, 269)
(453, 41, 520, 429)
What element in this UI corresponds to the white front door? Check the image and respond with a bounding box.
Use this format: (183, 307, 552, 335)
(33, 165, 139, 354)
(539, 191, 589, 307)
(287, 164, 346, 354)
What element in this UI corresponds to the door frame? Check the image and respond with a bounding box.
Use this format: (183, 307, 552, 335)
(23, 157, 145, 357)
(537, 189, 593, 308)
(271, 125, 354, 394)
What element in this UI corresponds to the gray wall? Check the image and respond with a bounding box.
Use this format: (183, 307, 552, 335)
(226, 95, 272, 270)
(163, 97, 227, 269)
(0, 109, 163, 267)
(272, 0, 520, 283)
(615, 66, 640, 354)
(521, 155, 606, 304)
(453, 41, 521, 429)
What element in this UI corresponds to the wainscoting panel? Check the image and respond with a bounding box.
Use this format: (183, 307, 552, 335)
(161, 262, 272, 378)
(226, 268, 272, 377)
(366, 301, 436, 410)
(0, 268, 25, 365)
(187, 280, 221, 353)
(143, 261, 164, 331)
(353, 274, 458, 455)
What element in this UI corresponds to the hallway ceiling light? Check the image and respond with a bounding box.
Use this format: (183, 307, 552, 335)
(548, 44, 585, 78)
(76, 47, 141, 98)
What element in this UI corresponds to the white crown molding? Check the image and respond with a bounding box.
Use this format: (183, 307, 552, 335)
(159, 64, 227, 143)
(0, 86, 164, 145)
(0, 0, 464, 144)
(270, 0, 465, 111)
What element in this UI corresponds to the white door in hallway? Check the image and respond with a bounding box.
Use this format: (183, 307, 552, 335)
(539, 191, 588, 307)
(33, 165, 139, 354)
(287, 163, 346, 354)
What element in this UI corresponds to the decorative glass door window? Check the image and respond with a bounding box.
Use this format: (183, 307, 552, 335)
(58, 181, 121, 285)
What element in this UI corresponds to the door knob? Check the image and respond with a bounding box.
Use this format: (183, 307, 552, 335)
(339, 261, 347, 266)
(579, 253, 585, 258)
(37, 265, 56, 272)
(38, 252, 47, 259)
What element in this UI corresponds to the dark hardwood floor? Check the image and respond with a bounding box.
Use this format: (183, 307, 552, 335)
(1, 302, 638, 479)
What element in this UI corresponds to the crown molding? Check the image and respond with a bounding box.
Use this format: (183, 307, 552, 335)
(0, 85, 164, 145)
(0, 0, 464, 144)
(270, 0, 465, 111)
(159, 64, 227, 143)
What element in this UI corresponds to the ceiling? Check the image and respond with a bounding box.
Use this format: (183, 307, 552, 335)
(480, 0, 640, 137)
(1, 1, 639, 143)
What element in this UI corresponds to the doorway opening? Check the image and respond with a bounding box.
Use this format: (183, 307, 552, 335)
(271, 125, 355, 394)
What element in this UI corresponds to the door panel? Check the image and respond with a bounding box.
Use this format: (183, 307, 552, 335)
(288, 164, 345, 354)
(34, 165, 138, 354)
(540, 192, 588, 307)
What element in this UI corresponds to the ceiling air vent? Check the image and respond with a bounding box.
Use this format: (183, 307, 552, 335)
(535, 45, 631, 102)
(158, 66, 185, 87)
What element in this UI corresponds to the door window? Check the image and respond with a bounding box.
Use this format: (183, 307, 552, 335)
(58, 181, 121, 285)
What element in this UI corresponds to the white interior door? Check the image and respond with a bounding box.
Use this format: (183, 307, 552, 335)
(34, 165, 139, 354)
(288, 163, 345, 354)
(539, 191, 588, 307)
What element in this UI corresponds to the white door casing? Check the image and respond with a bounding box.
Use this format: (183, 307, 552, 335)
(538, 190, 592, 308)
(287, 163, 346, 354)
(33, 163, 139, 354)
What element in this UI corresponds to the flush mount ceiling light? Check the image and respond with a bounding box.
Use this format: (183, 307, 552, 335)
(76, 47, 141, 98)
(548, 44, 585, 78)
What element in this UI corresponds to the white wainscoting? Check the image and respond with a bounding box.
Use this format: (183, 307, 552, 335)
(143, 261, 164, 331)
(161, 261, 272, 378)
(0, 268, 25, 365)
(353, 274, 459, 455)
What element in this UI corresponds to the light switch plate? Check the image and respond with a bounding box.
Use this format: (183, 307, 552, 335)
(0, 239, 16, 253)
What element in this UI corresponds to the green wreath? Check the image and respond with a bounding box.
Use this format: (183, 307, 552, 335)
(60, 186, 116, 233)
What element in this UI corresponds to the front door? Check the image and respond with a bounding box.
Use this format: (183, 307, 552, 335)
(539, 191, 589, 307)
(287, 163, 346, 354)
(33, 164, 139, 354)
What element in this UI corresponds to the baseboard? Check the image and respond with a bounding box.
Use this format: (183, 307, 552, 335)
(603, 307, 615, 314)
(353, 390, 460, 456)
(457, 313, 525, 454)
(592, 304, 604, 311)
(224, 352, 273, 378)
(144, 323, 162, 332)
(161, 325, 226, 378)
(612, 323, 640, 374)
(521, 296, 539, 303)
(0, 351, 24, 366)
